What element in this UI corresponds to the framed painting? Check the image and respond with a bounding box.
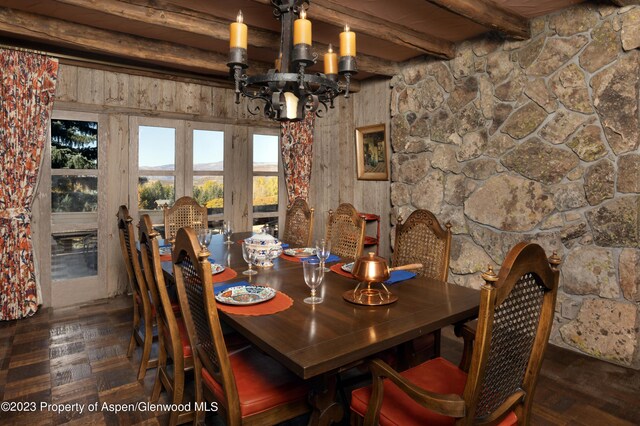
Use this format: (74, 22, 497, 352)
(355, 124, 388, 181)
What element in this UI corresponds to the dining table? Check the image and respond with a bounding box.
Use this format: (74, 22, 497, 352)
(161, 231, 480, 425)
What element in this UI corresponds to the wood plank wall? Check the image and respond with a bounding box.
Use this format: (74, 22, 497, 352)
(33, 63, 391, 307)
(310, 78, 391, 258)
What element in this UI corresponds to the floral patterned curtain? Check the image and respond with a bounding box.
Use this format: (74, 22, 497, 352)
(0, 49, 58, 320)
(280, 111, 315, 207)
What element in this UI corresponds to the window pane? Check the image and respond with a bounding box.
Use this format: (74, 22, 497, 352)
(138, 176, 175, 210)
(52, 176, 98, 212)
(139, 126, 175, 169)
(252, 217, 279, 236)
(253, 176, 278, 213)
(194, 130, 224, 171)
(253, 134, 279, 172)
(51, 231, 98, 280)
(51, 120, 98, 169)
(193, 176, 224, 215)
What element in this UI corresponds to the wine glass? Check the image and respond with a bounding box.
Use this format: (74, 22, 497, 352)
(223, 220, 233, 245)
(197, 228, 213, 251)
(315, 239, 331, 272)
(241, 241, 257, 276)
(303, 259, 324, 304)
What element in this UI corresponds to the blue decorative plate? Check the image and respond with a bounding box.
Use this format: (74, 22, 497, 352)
(159, 247, 172, 255)
(284, 247, 316, 257)
(215, 286, 276, 305)
(211, 263, 225, 275)
(341, 262, 355, 273)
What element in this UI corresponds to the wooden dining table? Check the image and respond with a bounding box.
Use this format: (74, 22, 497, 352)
(162, 232, 480, 425)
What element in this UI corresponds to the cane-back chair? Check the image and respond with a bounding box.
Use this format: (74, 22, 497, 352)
(393, 209, 452, 366)
(163, 196, 207, 242)
(282, 198, 315, 247)
(172, 227, 310, 425)
(326, 203, 366, 261)
(117, 205, 157, 380)
(138, 214, 194, 425)
(351, 242, 560, 426)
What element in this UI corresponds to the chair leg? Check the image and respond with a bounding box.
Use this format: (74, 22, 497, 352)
(137, 319, 154, 380)
(127, 300, 140, 358)
(169, 358, 186, 426)
(151, 342, 167, 402)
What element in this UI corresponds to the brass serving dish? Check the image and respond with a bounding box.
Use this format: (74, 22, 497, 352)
(343, 252, 422, 306)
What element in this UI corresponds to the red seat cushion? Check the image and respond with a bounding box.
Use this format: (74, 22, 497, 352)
(161, 316, 192, 358)
(202, 345, 308, 417)
(351, 357, 517, 426)
(136, 293, 181, 316)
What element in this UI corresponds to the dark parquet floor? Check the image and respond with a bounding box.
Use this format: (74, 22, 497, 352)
(0, 295, 639, 425)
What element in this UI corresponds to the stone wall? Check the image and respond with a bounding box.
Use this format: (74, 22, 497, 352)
(389, 3, 640, 368)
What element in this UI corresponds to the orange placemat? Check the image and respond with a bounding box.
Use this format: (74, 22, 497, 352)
(280, 253, 303, 262)
(330, 263, 356, 279)
(216, 291, 293, 316)
(212, 268, 237, 283)
(160, 253, 172, 262)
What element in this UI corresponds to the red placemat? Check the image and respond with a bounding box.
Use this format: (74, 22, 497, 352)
(216, 291, 293, 316)
(160, 253, 172, 262)
(330, 263, 356, 279)
(280, 253, 303, 262)
(212, 268, 237, 283)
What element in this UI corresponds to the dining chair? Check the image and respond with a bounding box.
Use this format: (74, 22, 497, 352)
(350, 242, 560, 426)
(138, 214, 194, 425)
(116, 205, 157, 380)
(282, 197, 315, 247)
(326, 203, 366, 261)
(171, 227, 311, 425)
(393, 209, 452, 367)
(163, 196, 207, 242)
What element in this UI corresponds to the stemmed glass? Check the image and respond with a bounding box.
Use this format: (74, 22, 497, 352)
(223, 220, 233, 245)
(303, 259, 324, 304)
(241, 241, 257, 276)
(315, 239, 331, 272)
(197, 228, 213, 251)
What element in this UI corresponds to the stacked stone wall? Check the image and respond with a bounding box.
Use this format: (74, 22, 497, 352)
(390, 3, 640, 368)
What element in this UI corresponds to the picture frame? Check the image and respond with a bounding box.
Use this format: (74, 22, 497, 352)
(355, 124, 389, 181)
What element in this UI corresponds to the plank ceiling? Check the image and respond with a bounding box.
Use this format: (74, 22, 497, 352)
(0, 0, 591, 82)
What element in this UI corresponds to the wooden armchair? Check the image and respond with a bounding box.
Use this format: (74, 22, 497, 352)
(138, 214, 194, 425)
(351, 242, 560, 426)
(171, 227, 310, 425)
(282, 197, 315, 247)
(116, 205, 157, 380)
(326, 203, 366, 261)
(163, 196, 207, 242)
(393, 209, 452, 366)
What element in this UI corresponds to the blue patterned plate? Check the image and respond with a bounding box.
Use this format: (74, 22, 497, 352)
(159, 247, 172, 256)
(341, 262, 355, 273)
(211, 263, 225, 275)
(284, 247, 316, 257)
(215, 285, 276, 305)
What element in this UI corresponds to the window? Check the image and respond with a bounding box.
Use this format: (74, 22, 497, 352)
(252, 132, 281, 234)
(50, 118, 99, 280)
(138, 125, 176, 211)
(192, 129, 224, 219)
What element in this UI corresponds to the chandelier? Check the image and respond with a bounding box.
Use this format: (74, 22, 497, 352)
(228, 0, 357, 122)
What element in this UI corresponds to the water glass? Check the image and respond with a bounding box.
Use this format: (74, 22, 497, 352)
(241, 241, 257, 276)
(315, 239, 331, 272)
(303, 259, 324, 304)
(223, 220, 233, 245)
(197, 228, 213, 250)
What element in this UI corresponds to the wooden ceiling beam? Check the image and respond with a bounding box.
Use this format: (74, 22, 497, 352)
(251, 0, 455, 59)
(0, 7, 272, 76)
(46, 0, 397, 76)
(423, 0, 530, 40)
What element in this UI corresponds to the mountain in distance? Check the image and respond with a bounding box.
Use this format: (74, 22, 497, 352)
(141, 161, 277, 172)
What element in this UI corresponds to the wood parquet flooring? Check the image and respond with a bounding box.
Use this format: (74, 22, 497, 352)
(1, 295, 639, 425)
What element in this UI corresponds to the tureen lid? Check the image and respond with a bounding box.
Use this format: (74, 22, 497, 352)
(248, 228, 279, 243)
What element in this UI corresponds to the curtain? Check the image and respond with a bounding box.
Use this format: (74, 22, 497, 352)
(0, 49, 58, 320)
(280, 111, 315, 207)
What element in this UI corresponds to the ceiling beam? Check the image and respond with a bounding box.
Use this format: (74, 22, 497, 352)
(251, 0, 455, 59)
(47, 0, 397, 76)
(0, 7, 271, 76)
(423, 0, 530, 40)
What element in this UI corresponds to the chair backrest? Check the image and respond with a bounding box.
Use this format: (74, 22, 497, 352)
(138, 214, 181, 360)
(171, 227, 241, 419)
(116, 205, 149, 308)
(393, 209, 452, 281)
(282, 198, 315, 247)
(326, 203, 365, 261)
(462, 242, 560, 425)
(163, 196, 207, 241)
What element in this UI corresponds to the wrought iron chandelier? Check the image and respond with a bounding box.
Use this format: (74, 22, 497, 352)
(228, 0, 357, 122)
